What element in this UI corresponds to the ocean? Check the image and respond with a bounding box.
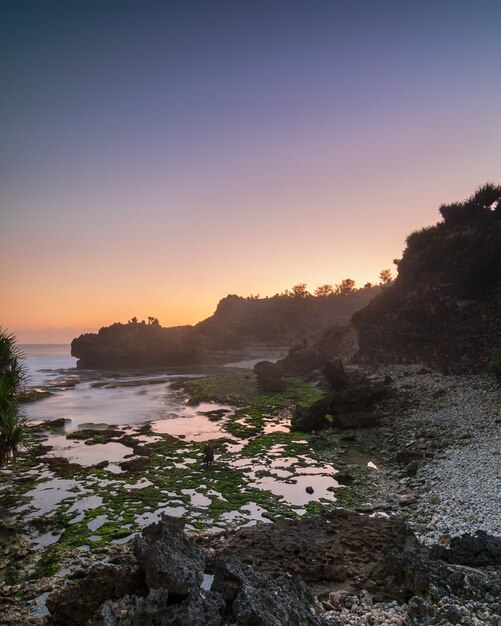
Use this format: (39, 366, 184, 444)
(20, 344, 223, 437)
(20, 344, 76, 386)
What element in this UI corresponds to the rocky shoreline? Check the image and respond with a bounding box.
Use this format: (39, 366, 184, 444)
(370, 364, 500, 545)
(1, 365, 500, 625)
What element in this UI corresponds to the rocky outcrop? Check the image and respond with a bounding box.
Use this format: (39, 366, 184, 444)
(348, 185, 501, 373)
(133, 515, 204, 593)
(429, 530, 501, 567)
(47, 515, 328, 626)
(45, 511, 501, 626)
(254, 350, 346, 396)
(253, 344, 329, 392)
(254, 360, 287, 392)
(291, 370, 387, 432)
(72, 288, 379, 369)
(200, 508, 420, 602)
(45, 563, 146, 625)
(71, 323, 199, 369)
(323, 359, 348, 390)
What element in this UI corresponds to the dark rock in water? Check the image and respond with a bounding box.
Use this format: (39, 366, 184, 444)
(291, 395, 333, 432)
(199, 408, 231, 421)
(254, 360, 287, 392)
(305, 486, 314, 494)
(334, 469, 354, 485)
(45, 417, 71, 428)
(323, 359, 348, 390)
(46, 563, 146, 625)
(429, 530, 501, 566)
(134, 516, 204, 594)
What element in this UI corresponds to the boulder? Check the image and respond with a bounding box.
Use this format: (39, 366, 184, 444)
(212, 556, 326, 626)
(133, 515, 204, 594)
(253, 361, 286, 392)
(323, 359, 349, 390)
(46, 564, 145, 625)
(332, 381, 387, 414)
(277, 347, 327, 377)
(291, 395, 333, 432)
(429, 530, 501, 567)
(93, 588, 225, 626)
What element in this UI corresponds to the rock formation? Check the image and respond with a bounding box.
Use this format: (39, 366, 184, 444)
(347, 184, 501, 373)
(45, 511, 501, 626)
(71, 289, 379, 368)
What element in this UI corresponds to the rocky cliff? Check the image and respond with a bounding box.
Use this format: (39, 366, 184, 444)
(71, 289, 379, 368)
(349, 184, 501, 373)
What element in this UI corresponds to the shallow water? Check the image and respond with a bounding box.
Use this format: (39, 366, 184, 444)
(45, 435, 133, 465)
(8, 345, 372, 555)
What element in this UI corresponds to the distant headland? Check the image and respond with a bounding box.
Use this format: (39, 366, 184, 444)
(71, 285, 380, 368)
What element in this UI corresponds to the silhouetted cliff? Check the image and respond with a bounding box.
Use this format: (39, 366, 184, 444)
(349, 184, 501, 373)
(194, 289, 379, 350)
(71, 289, 379, 368)
(71, 322, 199, 368)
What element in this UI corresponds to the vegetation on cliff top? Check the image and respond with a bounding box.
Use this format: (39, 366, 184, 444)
(71, 284, 381, 367)
(397, 183, 501, 297)
(351, 183, 501, 373)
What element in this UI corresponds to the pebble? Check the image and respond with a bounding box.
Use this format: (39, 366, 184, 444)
(320, 365, 501, 626)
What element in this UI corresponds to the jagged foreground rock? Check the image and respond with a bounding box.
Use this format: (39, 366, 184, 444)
(45, 512, 501, 626)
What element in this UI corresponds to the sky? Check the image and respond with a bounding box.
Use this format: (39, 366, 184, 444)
(2, 1, 500, 343)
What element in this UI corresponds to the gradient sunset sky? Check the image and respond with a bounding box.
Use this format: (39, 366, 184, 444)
(2, 1, 500, 343)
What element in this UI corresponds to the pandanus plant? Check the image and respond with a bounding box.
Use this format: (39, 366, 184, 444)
(0, 329, 29, 463)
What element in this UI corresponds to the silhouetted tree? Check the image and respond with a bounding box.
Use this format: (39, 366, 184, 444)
(335, 279, 356, 295)
(439, 183, 501, 226)
(379, 269, 393, 285)
(128, 316, 138, 324)
(363, 282, 373, 289)
(147, 317, 160, 326)
(314, 284, 335, 297)
(291, 283, 309, 297)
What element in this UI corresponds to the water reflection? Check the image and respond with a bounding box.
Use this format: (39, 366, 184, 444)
(45, 435, 133, 466)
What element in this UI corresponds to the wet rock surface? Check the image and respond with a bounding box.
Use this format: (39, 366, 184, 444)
(199, 507, 421, 601)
